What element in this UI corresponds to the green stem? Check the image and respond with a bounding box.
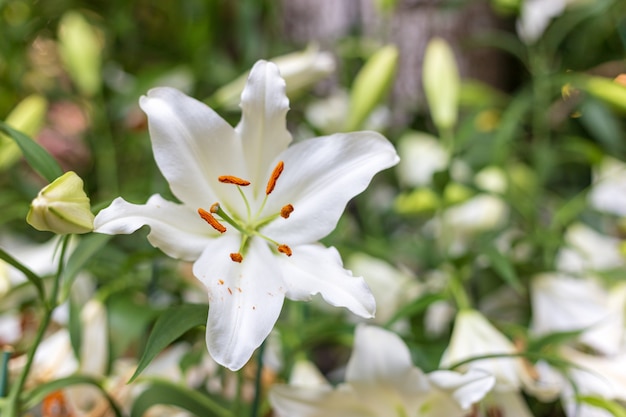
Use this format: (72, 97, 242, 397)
(91, 94, 119, 201)
(448, 271, 471, 310)
(0, 348, 12, 397)
(250, 341, 265, 417)
(2, 235, 71, 416)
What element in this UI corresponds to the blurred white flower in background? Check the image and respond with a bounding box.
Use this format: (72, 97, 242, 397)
(396, 132, 449, 188)
(270, 325, 495, 417)
(345, 252, 420, 328)
(588, 156, 626, 217)
(556, 223, 624, 274)
(517, 0, 568, 44)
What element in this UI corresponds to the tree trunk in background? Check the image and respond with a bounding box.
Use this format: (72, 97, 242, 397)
(280, 0, 515, 127)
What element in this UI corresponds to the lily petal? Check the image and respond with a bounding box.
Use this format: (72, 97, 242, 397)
(428, 369, 495, 410)
(346, 325, 426, 389)
(270, 385, 365, 417)
(94, 195, 212, 261)
(262, 132, 399, 245)
(236, 60, 292, 198)
(193, 236, 286, 370)
(277, 244, 375, 318)
(139, 87, 246, 213)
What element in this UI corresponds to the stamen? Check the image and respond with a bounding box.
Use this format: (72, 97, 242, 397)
(266, 161, 284, 195)
(230, 253, 243, 263)
(277, 244, 292, 257)
(210, 202, 220, 213)
(198, 208, 226, 233)
(280, 204, 294, 219)
(218, 175, 251, 186)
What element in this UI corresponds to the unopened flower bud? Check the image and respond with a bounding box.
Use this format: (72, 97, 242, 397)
(27, 171, 94, 234)
(423, 38, 460, 133)
(346, 44, 398, 131)
(58, 11, 102, 97)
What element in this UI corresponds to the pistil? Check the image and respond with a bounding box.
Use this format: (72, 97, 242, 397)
(202, 162, 295, 262)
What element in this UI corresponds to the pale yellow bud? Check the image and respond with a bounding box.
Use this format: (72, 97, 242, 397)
(27, 171, 94, 234)
(0, 94, 48, 169)
(58, 11, 102, 97)
(345, 44, 398, 131)
(423, 38, 460, 132)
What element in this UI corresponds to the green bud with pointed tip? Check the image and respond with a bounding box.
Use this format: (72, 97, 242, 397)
(0, 94, 48, 170)
(423, 38, 460, 133)
(58, 11, 102, 97)
(346, 44, 398, 131)
(27, 171, 94, 234)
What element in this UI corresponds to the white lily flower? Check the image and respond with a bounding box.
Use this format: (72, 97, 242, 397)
(558, 346, 626, 417)
(588, 156, 626, 217)
(531, 273, 626, 356)
(556, 223, 624, 274)
(345, 252, 420, 327)
(440, 309, 525, 391)
(94, 60, 399, 371)
(269, 325, 495, 417)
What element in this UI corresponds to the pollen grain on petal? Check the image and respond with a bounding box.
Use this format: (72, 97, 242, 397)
(277, 244, 292, 257)
(198, 208, 226, 233)
(280, 204, 294, 219)
(230, 252, 243, 263)
(266, 160, 284, 195)
(218, 175, 251, 186)
(227, 287, 233, 295)
(218, 279, 224, 285)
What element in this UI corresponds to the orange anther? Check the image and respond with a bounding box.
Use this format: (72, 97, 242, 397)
(210, 202, 220, 213)
(230, 252, 243, 263)
(277, 244, 292, 257)
(266, 161, 284, 195)
(218, 175, 251, 186)
(198, 208, 226, 233)
(280, 204, 294, 219)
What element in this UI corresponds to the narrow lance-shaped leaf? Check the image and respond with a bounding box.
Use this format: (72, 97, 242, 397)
(0, 122, 63, 183)
(129, 303, 208, 382)
(0, 247, 45, 303)
(130, 379, 232, 417)
(24, 375, 123, 417)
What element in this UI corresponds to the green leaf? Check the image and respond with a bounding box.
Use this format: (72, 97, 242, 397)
(0, 121, 63, 183)
(527, 328, 584, 352)
(130, 379, 231, 417)
(484, 245, 524, 294)
(384, 293, 444, 328)
(24, 375, 123, 417)
(59, 234, 112, 302)
(578, 396, 626, 417)
(129, 303, 208, 383)
(0, 247, 45, 303)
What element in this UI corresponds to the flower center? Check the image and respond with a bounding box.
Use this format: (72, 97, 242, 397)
(197, 160, 293, 263)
